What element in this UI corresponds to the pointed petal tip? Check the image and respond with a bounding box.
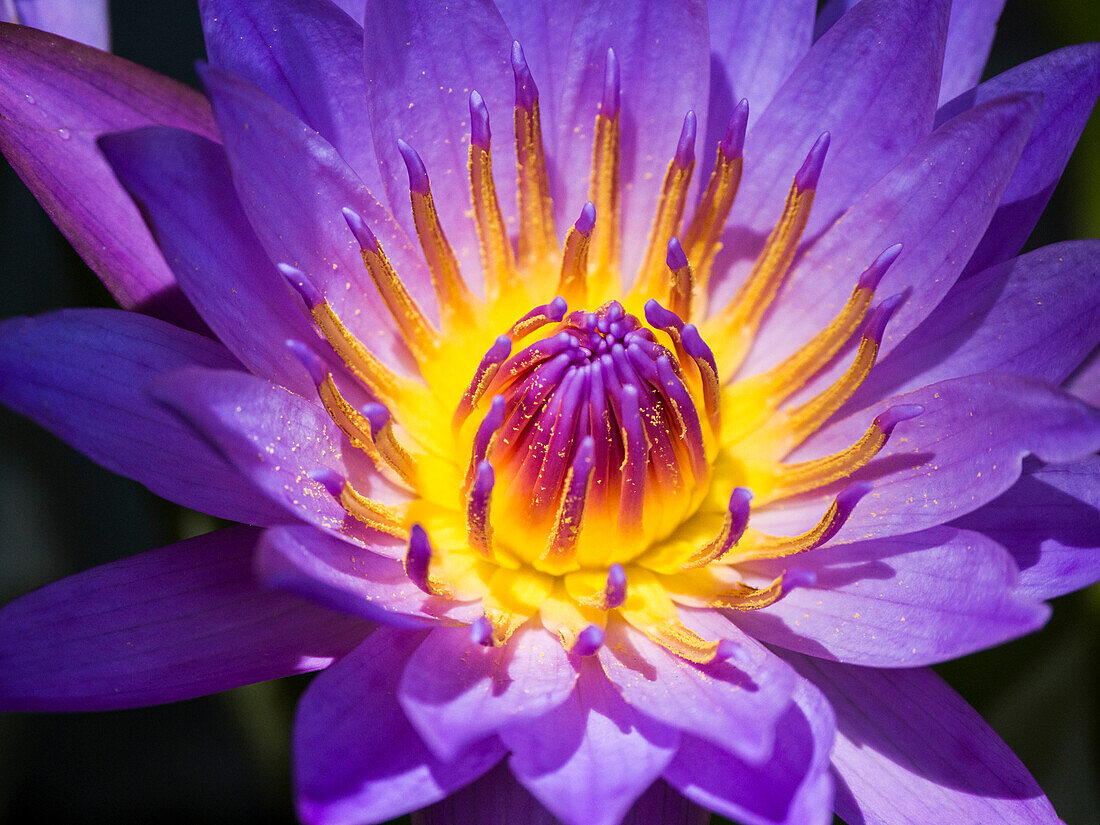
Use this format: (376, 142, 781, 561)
(795, 132, 831, 191)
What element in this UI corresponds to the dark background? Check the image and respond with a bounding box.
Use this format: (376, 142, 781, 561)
(1, 1, 1098, 823)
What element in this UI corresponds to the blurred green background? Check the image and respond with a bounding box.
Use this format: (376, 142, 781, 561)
(0, 1, 1097, 823)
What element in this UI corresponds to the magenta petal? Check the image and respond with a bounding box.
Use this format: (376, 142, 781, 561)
(363, 0, 516, 282)
(846, 240, 1100, 410)
(200, 65, 434, 364)
(0, 309, 291, 525)
(746, 93, 1039, 384)
(664, 675, 835, 825)
(256, 524, 482, 626)
(295, 627, 505, 825)
(4, 0, 110, 49)
(553, 0, 710, 265)
(0, 23, 214, 328)
(398, 624, 579, 762)
(784, 653, 1060, 825)
(598, 616, 796, 763)
(953, 456, 1100, 601)
(503, 659, 680, 825)
(151, 366, 403, 541)
(100, 126, 322, 397)
(766, 373, 1100, 544)
(936, 0, 1006, 104)
(199, 0, 384, 195)
(735, 526, 1050, 666)
(716, 0, 949, 306)
(0, 526, 368, 711)
(944, 44, 1100, 277)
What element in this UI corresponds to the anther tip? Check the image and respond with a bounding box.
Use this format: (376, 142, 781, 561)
(469, 90, 491, 149)
(396, 138, 430, 193)
(795, 131, 830, 192)
(474, 459, 495, 492)
(285, 339, 327, 386)
(488, 335, 513, 361)
(666, 237, 689, 271)
(469, 616, 495, 646)
(644, 298, 682, 331)
(675, 110, 697, 167)
(858, 243, 904, 290)
(605, 562, 627, 609)
(838, 481, 874, 512)
(576, 201, 597, 235)
(573, 624, 605, 656)
(720, 99, 749, 158)
(279, 263, 323, 309)
(360, 402, 390, 436)
(716, 638, 752, 666)
(308, 467, 345, 498)
(341, 207, 379, 252)
(548, 296, 569, 321)
(865, 293, 904, 343)
(874, 404, 923, 436)
(602, 48, 621, 116)
(781, 567, 818, 595)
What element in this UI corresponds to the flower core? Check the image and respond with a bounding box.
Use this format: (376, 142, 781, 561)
(286, 44, 919, 661)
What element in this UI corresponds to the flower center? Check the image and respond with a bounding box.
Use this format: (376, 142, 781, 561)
(284, 44, 919, 661)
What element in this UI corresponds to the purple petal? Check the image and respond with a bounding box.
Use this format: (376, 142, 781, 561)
(745, 93, 1039, 385)
(295, 627, 505, 825)
(937, 0, 1006, 104)
(0, 22, 214, 328)
(256, 525, 482, 626)
(705, 0, 815, 135)
(199, 0, 384, 195)
(553, 0, 710, 266)
(664, 674, 835, 825)
(714, 0, 949, 307)
(597, 616, 796, 763)
(763, 373, 1100, 544)
(952, 456, 1100, 601)
(0, 309, 289, 525)
(4, 0, 110, 49)
(151, 366, 404, 541)
(942, 44, 1100, 277)
(503, 659, 680, 825)
(1066, 347, 1100, 407)
(735, 526, 1050, 666)
(100, 126, 322, 397)
(845, 240, 1100, 411)
(398, 624, 579, 762)
(200, 64, 434, 366)
(0, 526, 368, 711)
(783, 653, 1060, 825)
(363, 0, 516, 283)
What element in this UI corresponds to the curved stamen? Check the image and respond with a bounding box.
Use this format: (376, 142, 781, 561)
(468, 91, 515, 301)
(512, 41, 557, 268)
(588, 47, 622, 292)
(466, 459, 496, 558)
(557, 202, 596, 305)
(681, 487, 753, 569)
(453, 335, 512, 429)
(665, 237, 694, 321)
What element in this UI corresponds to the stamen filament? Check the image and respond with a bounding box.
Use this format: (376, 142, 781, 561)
(679, 487, 753, 569)
(466, 459, 496, 558)
(587, 48, 622, 295)
(557, 202, 596, 305)
(512, 42, 557, 270)
(468, 91, 516, 303)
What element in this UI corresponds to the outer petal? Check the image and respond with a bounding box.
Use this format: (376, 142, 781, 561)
(0, 23, 214, 327)
(936, 0, 1006, 104)
(0, 309, 288, 525)
(256, 524, 482, 626)
(1066, 346, 1100, 407)
(598, 617, 796, 763)
(953, 456, 1100, 601)
(744, 93, 1039, 383)
(199, 0, 384, 195)
(663, 674, 835, 825)
(363, 0, 516, 282)
(713, 0, 949, 307)
(100, 126, 321, 397)
(553, 0, 710, 265)
(784, 653, 1060, 825)
(4, 0, 110, 49)
(941, 44, 1100, 277)
(503, 658, 680, 825)
(295, 627, 505, 825)
(415, 764, 709, 825)
(151, 366, 403, 544)
(845, 240, 1100, 411)
(399, 624, 579, 762)
(200, 64, 433, 366)
(763, 373, 1100, 544)
(734, 526, 1050, 667)
(0, 526, 368, 711)
(705, 0, 815, 137)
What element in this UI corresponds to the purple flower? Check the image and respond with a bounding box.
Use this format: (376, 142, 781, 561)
(2, 1, 1099, 824)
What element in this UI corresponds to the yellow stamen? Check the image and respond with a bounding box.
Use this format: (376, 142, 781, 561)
(468, 141, 516, 303)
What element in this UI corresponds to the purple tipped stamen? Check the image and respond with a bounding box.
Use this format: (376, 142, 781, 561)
(308, 467, 345, 499)
(818, 482, 873, 546)
(602, 48, 620, 116)
(865, 293, 904, 344)
(360, 402, 390, 439)
(405, 523, 434, 595)
(286, 339, 327, 386)
(781, 567, 818, 595)
(720, 99, 749, 158)
(604, 563, 627, 609)
(675, 111, 697, 167)
(469, 90, 491, 149)
(666, 237, 689, 271)
(341, 206, 379, 252)
(874, 404, 923, 436)
(794, 131, 830, 192)
(511, 41, 538, 109)
(397, 138, 430, 194)
(279, 263, 322, 309)
(469, 616, 494, 646)
(716, 638, 752, 666)
(576, 201, 597, 236)
(858, 243, 904, 290)
(573, 624, 605, 656)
